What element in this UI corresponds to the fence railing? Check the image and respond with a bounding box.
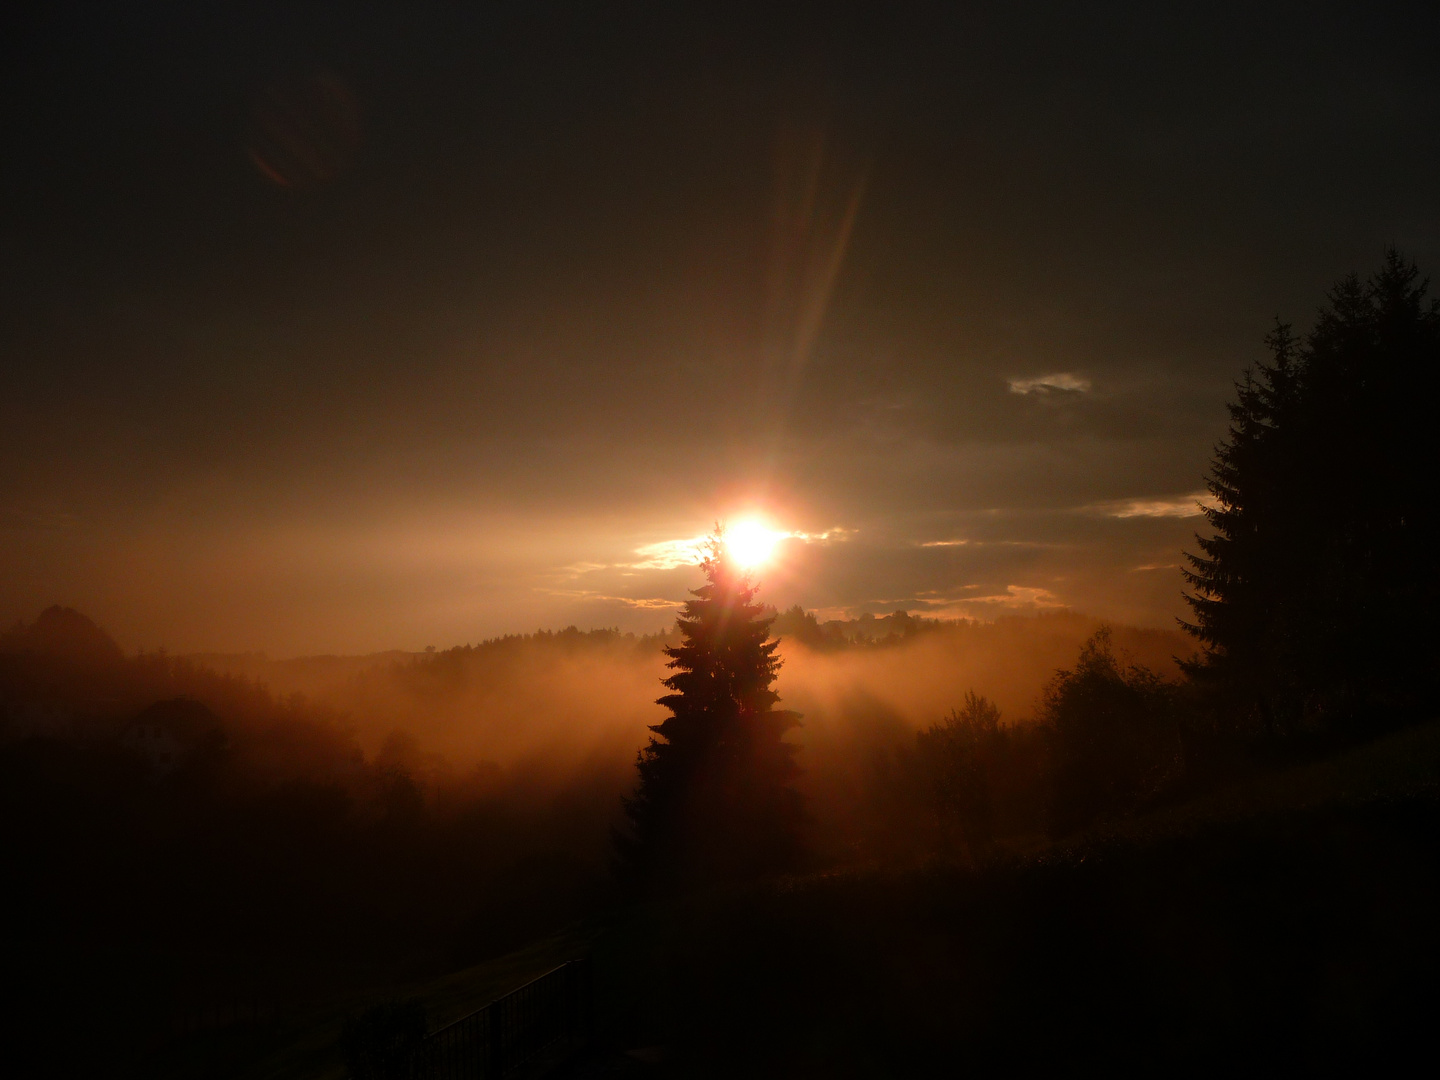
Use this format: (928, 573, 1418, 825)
(413, 958, 592, 1079)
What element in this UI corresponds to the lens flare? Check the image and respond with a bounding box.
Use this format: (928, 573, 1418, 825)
(727, 520, 782, 568)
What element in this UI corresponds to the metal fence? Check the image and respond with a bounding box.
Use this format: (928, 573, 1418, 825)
(413, 958, 592, 1079)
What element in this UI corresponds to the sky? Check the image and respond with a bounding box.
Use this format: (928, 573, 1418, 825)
(3, 1, 1438, 654)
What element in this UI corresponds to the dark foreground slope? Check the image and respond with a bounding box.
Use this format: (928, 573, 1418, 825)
(579, 723, 1440, 1077)
(49, 721, 1439, 1079)
(613, 802, 1435, 1074)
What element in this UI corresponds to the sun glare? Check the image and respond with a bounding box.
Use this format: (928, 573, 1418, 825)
(726, 520, 782, 569)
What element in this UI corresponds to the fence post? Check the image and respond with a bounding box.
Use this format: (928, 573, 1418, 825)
(488, 994, 503, 1078)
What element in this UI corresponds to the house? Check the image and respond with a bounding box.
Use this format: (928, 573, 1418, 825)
(121, 698, 225, 774)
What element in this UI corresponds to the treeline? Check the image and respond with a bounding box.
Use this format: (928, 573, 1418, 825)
(770, 606, 936, 649)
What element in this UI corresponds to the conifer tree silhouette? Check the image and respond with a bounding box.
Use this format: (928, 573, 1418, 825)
(1184, 251, 1440, 731)
(1182, 320, 1304, 732)
(617, 532, 803, 886)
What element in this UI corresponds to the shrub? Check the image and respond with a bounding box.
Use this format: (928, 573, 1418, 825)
(1044, 629, 1182, 834)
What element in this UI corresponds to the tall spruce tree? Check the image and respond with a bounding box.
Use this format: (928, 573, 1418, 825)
(1183, 252, 1440, 731)
(617, 534, 803, 886)
(1181, 321, 1304, 731)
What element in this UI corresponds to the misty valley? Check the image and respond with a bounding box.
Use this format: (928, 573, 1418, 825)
(6, 3, 1440, 1075)
(4, 585, 1439, 1075)
(1, 606, 1185, 1055)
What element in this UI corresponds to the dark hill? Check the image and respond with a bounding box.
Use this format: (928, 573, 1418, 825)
(1, 605, 124, 665)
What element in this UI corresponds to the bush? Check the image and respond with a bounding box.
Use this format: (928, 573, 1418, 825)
(916, 691, 1049, 857)
(917, 692, 1004, 856)
(1044, 629, 1183, 834)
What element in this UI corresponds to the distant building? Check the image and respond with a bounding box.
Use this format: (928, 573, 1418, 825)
(120, 698, 224, 774)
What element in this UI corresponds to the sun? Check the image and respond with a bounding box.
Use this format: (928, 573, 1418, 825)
(726, 519, 783, 569)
